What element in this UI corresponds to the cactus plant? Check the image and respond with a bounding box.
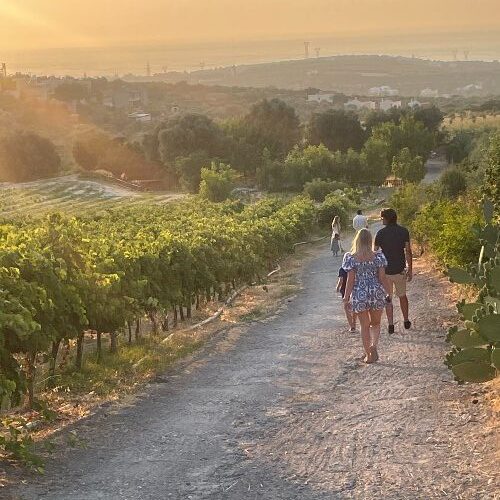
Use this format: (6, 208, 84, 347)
(445, 200, 499, 383)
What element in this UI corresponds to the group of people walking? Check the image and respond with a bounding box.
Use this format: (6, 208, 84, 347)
(332, 209, 413, 364)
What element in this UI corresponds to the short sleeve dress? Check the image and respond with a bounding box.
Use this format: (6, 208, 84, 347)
(342, 252, 388, 313)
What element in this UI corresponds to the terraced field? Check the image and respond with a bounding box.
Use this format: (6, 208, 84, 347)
(0, 175, 185, 218)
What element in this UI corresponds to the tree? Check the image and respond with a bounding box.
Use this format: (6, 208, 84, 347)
(391, 147, 426, 183)
(53, 82, 89, 102)
(307, 109, 366, 152)
(360, 137, 390, 185)
(240, 98, 300, 159)
(199, 162, 238, 202)
(158, 114, 224, 162)
(371, 116, 434, 162)
(0, 131, 61, 182)
(445, 130, 475, 164)
(412, 105, 444, 132)
(440, 168, 467, 198)
(73, 130, 110, 170)
(175, 151, 215, 193)
(364, 108, 405, 134)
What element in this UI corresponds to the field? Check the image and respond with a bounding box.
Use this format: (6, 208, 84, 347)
(0, 175, 184, 218)
(443, 113, 500, 130)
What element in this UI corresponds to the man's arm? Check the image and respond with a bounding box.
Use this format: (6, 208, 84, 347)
(374, 231, 381, 251)
(405, 241, 413, 282)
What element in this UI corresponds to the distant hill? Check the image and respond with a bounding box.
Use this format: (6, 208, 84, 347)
(138, 55, 500, 97)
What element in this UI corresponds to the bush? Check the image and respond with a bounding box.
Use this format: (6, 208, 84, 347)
(316, 193, 353, 228)
(303, 178, 348, 202)
(440, 168, 467, 198)
(0, 131, 61, 182)
(412, 198, 482, 267)
(389, 183, 437, 227)
(199, 162, 238, 202)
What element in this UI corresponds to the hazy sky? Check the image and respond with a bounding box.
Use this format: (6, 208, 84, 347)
(1, 0, 500, 50)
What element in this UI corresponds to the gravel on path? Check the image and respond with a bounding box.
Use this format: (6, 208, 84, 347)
(7, 230, 498, 500)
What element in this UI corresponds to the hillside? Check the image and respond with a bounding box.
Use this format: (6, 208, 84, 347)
(0, 175, 184, 217)
(139, 55, 500, 96)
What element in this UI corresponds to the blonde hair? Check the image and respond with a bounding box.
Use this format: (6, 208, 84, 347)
(350, 228, 373, 259)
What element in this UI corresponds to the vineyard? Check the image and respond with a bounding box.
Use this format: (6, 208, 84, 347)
(0, 196, 317, 413)
(0, 175, 183, 218)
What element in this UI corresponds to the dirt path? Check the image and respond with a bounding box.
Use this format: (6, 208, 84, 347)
(6, 229, 498, 499)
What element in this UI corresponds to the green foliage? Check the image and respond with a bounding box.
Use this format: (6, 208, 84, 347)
(482, 132, 500, 212)
(199, 162, 238, 202)
(0, 131, 61, 182)
(412, 198, 482, 267)
(316, 193, 354, 228)
(158, 113, 225, 162)
(439, 168, 467, 198)
(0, 196, 317, 409)
(303, 178, 348, 202)
(445, 200, 499, 383)
(371, 116, 434, 163)
(391, 147, 426, 183)
(412, 105, 444, 132)
(0, 417, 44, 471)
(175, 151, 215, 193)
(389, 183, 432, 226)
(307, 109, 366, 152)
(240, 98, 301, 159)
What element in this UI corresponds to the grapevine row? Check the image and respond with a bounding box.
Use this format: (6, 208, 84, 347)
(0, 196, 316, 407)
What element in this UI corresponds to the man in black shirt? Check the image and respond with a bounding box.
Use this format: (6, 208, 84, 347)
(374, 208, 413, 334)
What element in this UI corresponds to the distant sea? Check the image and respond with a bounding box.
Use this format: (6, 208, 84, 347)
(3, 30, 500, 77)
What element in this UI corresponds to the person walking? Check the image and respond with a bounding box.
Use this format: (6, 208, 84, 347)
(352, 210, 368, 231)
(374, 208, 413, 334)
(336, 265, 356, 332)
(331, 215, 344, 253)
(342, 229, 391, 363)
(331, 233, 341, 257)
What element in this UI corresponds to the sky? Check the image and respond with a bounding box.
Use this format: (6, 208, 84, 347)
(1, 0, 500, 51)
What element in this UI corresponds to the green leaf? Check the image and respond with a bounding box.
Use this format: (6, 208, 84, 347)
(449, 329, 488, 348)
(447, 268, 477, 285)
(491, 348, 500, 370)
(489, 266, 500, 293)
(477, 314, 500, 342)
(481, 224, 499, 246)
(484, 296, 500, 313)
(449, 347, 491, 366)
(457, 302, 482, 320)
(452, 362, 496, 383)
(483, 199, 494, 224)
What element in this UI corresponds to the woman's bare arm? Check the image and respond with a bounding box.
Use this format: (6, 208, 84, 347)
(378, 267, 391, 296)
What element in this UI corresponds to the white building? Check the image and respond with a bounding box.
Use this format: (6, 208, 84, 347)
(407, 99, 422, 109)
(344, 98, 376, 111)
(379, 99, 402, 111)
(307, 93, 335, 104)
(420, 88, 439, 98)
(128, 111, 152, 123)
(368, 85, 399, 97)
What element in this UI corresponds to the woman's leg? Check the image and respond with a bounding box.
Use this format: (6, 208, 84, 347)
(357, 310, 372, 360)
(368, 309, 383, 348)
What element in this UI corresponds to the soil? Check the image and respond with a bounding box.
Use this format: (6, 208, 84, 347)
(3, 230, 499, 499)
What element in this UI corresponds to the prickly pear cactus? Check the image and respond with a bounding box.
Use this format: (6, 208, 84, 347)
(445, 200, 499, 383)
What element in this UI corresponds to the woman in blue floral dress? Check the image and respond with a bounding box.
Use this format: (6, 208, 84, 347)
(342, 228, 391, 363)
